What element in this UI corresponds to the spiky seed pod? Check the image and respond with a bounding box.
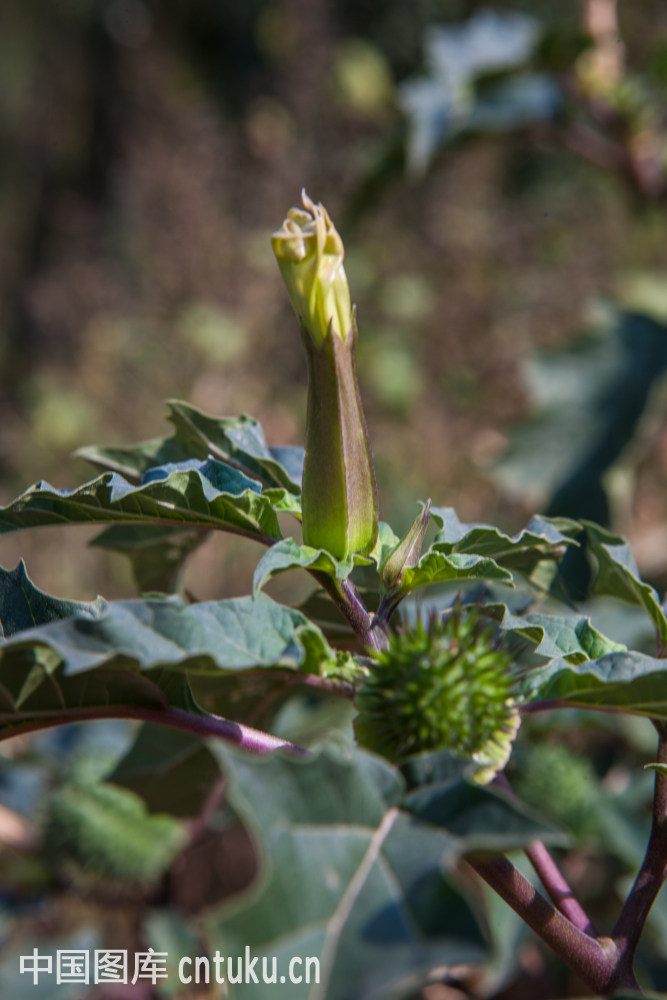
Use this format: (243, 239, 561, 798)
(513, 743, 601, 839)
(354, 607, 519, 781)
(43, 780, 183, 887)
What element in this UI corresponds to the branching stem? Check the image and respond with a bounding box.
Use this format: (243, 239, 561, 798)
(524, 839, 598, 936)
(311, 571, 385, 652)
(493, 772, 596, 935)
(467, 855, 630, 994)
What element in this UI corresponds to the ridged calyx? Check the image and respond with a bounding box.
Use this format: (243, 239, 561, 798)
(354, 607, 519, 782)
(272, 191, 378, 559)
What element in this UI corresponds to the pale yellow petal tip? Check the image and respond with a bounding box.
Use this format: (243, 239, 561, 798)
(271, 192, 352, 345)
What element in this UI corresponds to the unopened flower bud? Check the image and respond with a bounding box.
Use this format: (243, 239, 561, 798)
(271, 190, 353, 347)
(272, 192, 378, 559)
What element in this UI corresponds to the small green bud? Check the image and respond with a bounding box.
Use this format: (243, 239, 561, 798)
(272, 192, 378, 559)
(355, 607, 519, 782)
(271, 190, 353, 347)
(514, 743, 600, 839)
(382, 500, 432, 589)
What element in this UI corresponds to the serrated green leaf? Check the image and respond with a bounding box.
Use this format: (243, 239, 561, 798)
(584, 521, 667, 649)
(0, 592, 341, 738)
(399, 550, 513, 594)
(431, 507, 578, 577)
(1, 592, 335, 678)
(478, 604, 626, 664)
(166, 401, 303, 492)
(523, 651, 667, 719)
(0, 561, 105, 638)
(252, 538, 370, 593)
(90, 524, 209, 593)
(0, 458, 283, 544)
(77, 401, 304, 493)
(206, 744, 487, 1000)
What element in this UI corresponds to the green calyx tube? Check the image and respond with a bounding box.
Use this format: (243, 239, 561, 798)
(272, 191, 378, 559)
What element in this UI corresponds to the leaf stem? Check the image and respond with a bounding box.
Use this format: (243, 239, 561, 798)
(0, 705, 306, 755)
(611, 724, 667, 987)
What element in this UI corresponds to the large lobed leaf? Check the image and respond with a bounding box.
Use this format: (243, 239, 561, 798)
(0, 561, 106, 638)
(205, 745, 560, 1000)
(0, 457, 285, 544)
(77, 400, 304, 493)
(478, 603, 626, 665)
(0, 567, 340, 739)
(523, 650, 667, 719)
(585, 521, 667, 649)
(431, 508, 579, 574)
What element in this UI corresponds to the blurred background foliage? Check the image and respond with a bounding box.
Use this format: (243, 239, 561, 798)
(3, 3, 667, 995)
(1, 0, 667, 608)
(0, 0, 667, 598)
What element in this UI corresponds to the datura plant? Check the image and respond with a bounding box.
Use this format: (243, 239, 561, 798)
(2, 196, 667, 1000)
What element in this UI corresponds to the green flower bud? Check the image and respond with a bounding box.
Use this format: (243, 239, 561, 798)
(382, 500, 432, 589)
(271, 190, 353, 347)
(354, 607, 519, 782)
(272, 192, 378, 559)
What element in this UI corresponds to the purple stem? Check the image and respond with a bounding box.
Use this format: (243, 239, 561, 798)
(467, 855, 623, 995)
(611, 726, 667, 987)
(0, 704, 307, 755)
(525, 840, 598, 936)
(493, 773, 596, 935)
(311, 571, 384, 652)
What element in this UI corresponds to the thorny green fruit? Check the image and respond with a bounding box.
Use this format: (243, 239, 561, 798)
(354, 607, 520, 782)
(272, 191, 378, 559)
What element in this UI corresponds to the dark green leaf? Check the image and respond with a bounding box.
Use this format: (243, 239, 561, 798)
(0, 458, 283, 543)
(402, 751, 566, 852)
(252, 538, 369, 593)
(89, 524, 209, 593)
(0, 592, 340, 738)
(585, 521, 667, 648)
(77, 401, 303, 493)
(478, 603, 625, 664)
(166, 401, 303, 492)
(206, 745, 487, 1000)
(431, 507, 578, 577)
(0, 561, 105, 638)
(523, 650, 667, 718)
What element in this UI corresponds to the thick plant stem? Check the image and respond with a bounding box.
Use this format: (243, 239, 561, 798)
(312, 571, 385, 652)
(0, 705, 306, 755)
(525, 839, 598, 936)
(468, 854, 622, 995)
(493, 773, 597, 936)
(611, 725, 667, 987)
